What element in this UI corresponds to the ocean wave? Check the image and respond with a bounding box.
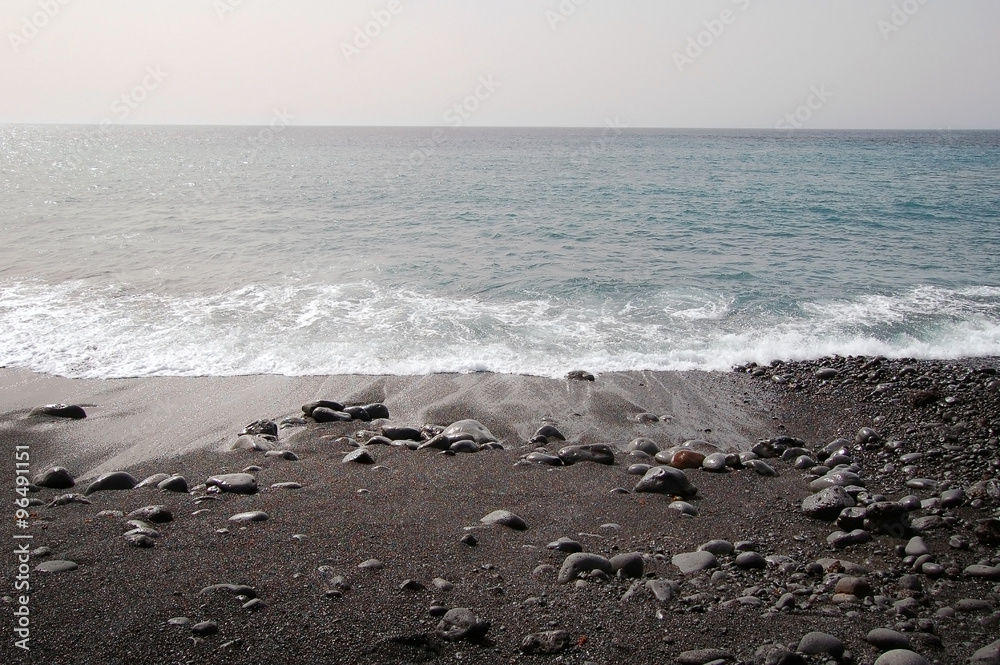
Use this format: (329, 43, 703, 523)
(0, 280, 997, 379)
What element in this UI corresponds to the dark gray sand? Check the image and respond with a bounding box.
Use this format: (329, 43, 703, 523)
(1, 361, 998, 664)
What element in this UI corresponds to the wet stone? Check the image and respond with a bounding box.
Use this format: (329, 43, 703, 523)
(229, 511, 269, 522)
(33, 466, 75, 489)
(84, 471, 138, 496)
(205, 473, 258, 495)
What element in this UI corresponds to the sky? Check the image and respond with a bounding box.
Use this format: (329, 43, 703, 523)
(2, 0, 999, 129)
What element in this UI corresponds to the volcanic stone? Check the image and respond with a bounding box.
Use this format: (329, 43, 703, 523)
(33, 467, 75, 489)
(480, 510, 527, 530)
(205, 473, 258, 494)
(633, 466, 697, 497)
(558, 553, 613, 583)
(84, 471, 138, 495)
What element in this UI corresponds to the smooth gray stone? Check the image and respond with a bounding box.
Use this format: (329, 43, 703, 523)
(546, 537, 582, 553)
(734, 551, 766, 569)
(31, 403, 86, 419)
(442, 419, 497, 444)
(84, 471, 138, 495)
(232, 435, 273, 451)
(939, 488, 965, 508)
(867, 628, 912, 651)
(480, 509, 527, 530)
(271, 481, 302, 490)
(774, 592, 796, 610)
(124, 532, 155, 548)
(35, 560, 78, 573)
(362, 403, 389, 419)
(746, 459, 777, 476)
(157, 475, 189, 493)
(357, 558, 384, 570)
(191, 621, 218, 636)
(534, 425, 566, 441)
(228, 510, 269, 522)
(802, 486, 856, 521)
(205, 473, 258, 494)
(815, 367, 839, 379)
(970, 639, 1000, 665)
(47, 493, 91, 507)
(827, 529, 872, 549)
(625, 437, 659, 455)
(646, 579, 680, 603)
(431, 577, 454, 591)
(910, 515, 946, 531)
(964, 565, 1000, 580)
(874, 650, 931, 665)
(311, 407, 352, 422)
(263, 450, 299, 460)
(671, 551, 717, 574)
(557, 443, 615, 465)
(525, 451, 563, 466)
(342, 448, 374, 464)
(698, 539, 734, 555)
(450, 439, 481, 453)
(302, 399, 345, 416)
(436, 607, 490, 642)
(810, 470, 864, 492)
(797, 631, 844, 658)
(126, 505, 173, 523)
(33, 466, 75, 489)
(904, 536, 930, 557)
(676, 648, 736, 664)
(627, 463, 652, 475)
(199, 583, 258, 598)
(123, 527, 160, 539)
(701, 452, 728, 472)
(905, 478, 938, 491)
(558, 552, 613, 583)
(669, 501, 698, 516)
(610, 552, 644, 578)
(633, 466, 697, 497)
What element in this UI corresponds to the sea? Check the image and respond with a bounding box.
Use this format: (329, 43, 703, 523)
(1, 126, 998, 379)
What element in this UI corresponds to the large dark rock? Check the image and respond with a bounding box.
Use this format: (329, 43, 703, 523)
(33, 467, 75, 489)
(633, 466, 697, 497)
(31, 404, 86, 419)
(83, 472, 137, 496)
(239, 419, 277, 437)
(557, 443, 614, 465)
(436, 608, 490, 642)
(302, 400, 345, 416)
(205, 473, 258, 494)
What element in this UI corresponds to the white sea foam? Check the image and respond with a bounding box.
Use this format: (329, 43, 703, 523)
(0, 280, 997, 379)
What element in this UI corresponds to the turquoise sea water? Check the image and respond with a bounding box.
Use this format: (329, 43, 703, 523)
(1, 126, 998, 378)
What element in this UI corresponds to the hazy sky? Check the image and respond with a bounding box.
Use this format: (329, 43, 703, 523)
(3, 0, 999, 128)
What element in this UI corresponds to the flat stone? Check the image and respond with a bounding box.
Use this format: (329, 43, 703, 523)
(558, 552, 613, 583)
(671, 551, 717, 574)
(34, 560, 77, 573)
(866, 628, 912, 651)
(205, 473, 258, 495)
(228, 510, 269, 522)
(525, 452, 563, 466)
(199, 583, 258, 599)
(358, 558, 384, 570)
(84, 471, 138, 495)
(480, 510, 527, 530)
(797, 631, 844, 659)
(546, 537, 583, 553)
(263, 450, 299, 460)
(964, 565, 1000, 580)
(874, 650, 931, 665)
(676, 648, 736, 665)
(126, 505, 173, 523)
(646, 579, 679, 603)
(905, 478, 938, 491)
(669, 501, 698, 516)
(827, 529, 872, 549)
(381, 425, 423, 441)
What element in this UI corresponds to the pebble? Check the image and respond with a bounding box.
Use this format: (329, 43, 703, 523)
(436, 607, 490, 641)
(676, 648, 736, 665)
(557, 553, 613, 583)
(263, 450, 299, 461)
(698, 540, 735, 555)
(521, 630, 570, 654)
(734, 551, 766, 570)
(671, 551, 718, 574)
(669, 501, 698, 516)
(867, 628, 912, 651)
(271, 481, 302, 490)
(745, 459, 778, 476)
(609, 552, 644, 578)
(358, 558, 384, 570)
(480, 510, 528, 530)
(126, 505, 173, 523)
(701, 452, 729, 472)
(157, 476, 189, 492)
(228, 510, 269, 522)
(874, 650, 931, 665)
(205, 473, 258, 495)
(83, 471, 138, 495)
(191, 621, 218, 636)
(124, 532, 155, 548)
(34, 560, 78, 573)
(633, 466, 697, 497)
(904, 536, 930, 557)
(797, 631, 844, 659)
(31, 403, 87, 419)
(343, 448, 375, 464)
(442, 419, 497, 444)
(625, 437, 659, 455)
(557, 443, 615, 465)
(33, 466, 76, 489)
(546, 537, 583, 553)
(970, 639, 1000, 665)
(802, 486, 856, 521)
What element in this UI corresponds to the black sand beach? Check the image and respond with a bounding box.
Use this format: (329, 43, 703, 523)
(2, 358, 999, 664)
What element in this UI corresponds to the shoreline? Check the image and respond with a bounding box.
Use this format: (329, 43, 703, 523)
(2, 356, 999, 664)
